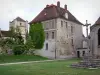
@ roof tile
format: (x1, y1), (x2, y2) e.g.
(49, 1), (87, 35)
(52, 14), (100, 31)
(30, 4), (83, 25)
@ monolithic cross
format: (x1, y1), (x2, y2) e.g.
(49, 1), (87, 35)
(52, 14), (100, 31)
(83, 20), (91, 37)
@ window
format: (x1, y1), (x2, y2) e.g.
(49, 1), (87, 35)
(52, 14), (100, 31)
(52, 20), (54, 29)
(61, 21), (63, 27)
(67, 35), (68, 38)
(52, 32), (54, 39)
(83, 51), (85, 56)
(46, 22), (49, 29)
(98, 28), (100, 45)
(71, 26), (73, 34)
(46, 43), (48, 50)
(46, 33), (49, 39)
(71, 39), (73, 46)
(66, 22), (67, 28)
(20, 23), (22, 26)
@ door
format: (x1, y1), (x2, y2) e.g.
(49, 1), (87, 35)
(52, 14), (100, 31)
(77, 51), (80, 58)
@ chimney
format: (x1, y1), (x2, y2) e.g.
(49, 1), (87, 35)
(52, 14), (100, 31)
(65, 4), (67, 11)
(57, 1), (60, 7)
(46, 5), (49, 7)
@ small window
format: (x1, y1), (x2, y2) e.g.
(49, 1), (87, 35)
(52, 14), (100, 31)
(71, 26), (73, 34)
(52, 32), (54, 39)
(71, 39), (73, 46)
(61, 21), (63, 27)
(20, 23), (22, 26)
(67, 35), (68, 38)
(46, 33), (49, 39)
(98, 28), (100, 45)
(46, 43), (48, 50)
(66, 22), (67, 28)
(52, 21), (54, 29)
(46, 22), (49, 29)
(83, 51), (85, 56)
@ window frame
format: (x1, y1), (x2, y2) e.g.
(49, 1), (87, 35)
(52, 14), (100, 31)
(46, 43), (48, 50)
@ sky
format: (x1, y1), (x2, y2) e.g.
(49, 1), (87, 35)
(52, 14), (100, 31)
(0, 0), (100, 36)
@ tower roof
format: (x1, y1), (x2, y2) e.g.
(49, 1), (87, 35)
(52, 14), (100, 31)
(10, 17), (26, 23)
(29, 2), (83, 25)
(15, 17), (26, 22)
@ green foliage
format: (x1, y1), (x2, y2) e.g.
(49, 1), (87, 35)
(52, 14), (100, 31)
(29, 23), (45, 49)
(13, 45), (26, 55)
(15, 26), (24, 45)
(0, 38), (15, 54)
(10, 26), (24, 45)
(4, 38), (15, 48)
(0, 55), (48, 63)
(10, 26), (15, 38)
(25, 36), (34, 50)
(0, 26), (24, 55)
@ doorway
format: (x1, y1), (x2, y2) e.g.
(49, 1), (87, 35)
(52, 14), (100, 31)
(77, 51), (80, 58)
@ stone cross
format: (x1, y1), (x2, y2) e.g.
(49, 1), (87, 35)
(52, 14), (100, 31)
(83, 20), (91, 37)
(83, 20), (92, 56)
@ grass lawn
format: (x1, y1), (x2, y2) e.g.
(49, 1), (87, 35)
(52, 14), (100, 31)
(0, 59), (100, 75)
(0, 55), (48, 63)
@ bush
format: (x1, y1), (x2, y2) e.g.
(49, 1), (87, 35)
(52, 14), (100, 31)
(13, 45), (26, 55)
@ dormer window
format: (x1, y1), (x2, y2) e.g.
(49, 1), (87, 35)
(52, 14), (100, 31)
(44, 13), (47, 16)
(65, 13), (68, 19)
(20, 23), (22, 26)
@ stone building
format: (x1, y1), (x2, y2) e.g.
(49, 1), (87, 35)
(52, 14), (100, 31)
(0, 30), (12, 39)
(90, 17), (100, 56)
(9, 17), (28, 42)
(30, 2), (84, 59)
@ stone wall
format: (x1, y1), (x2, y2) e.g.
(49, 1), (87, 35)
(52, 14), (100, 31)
(90, 25), (100, 56)
(35, 18), (83, 59)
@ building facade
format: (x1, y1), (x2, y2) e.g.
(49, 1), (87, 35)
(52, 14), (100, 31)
(9, 17), (28, 42)
(90, 17), (100, 56)
(30, 2), (83, 59)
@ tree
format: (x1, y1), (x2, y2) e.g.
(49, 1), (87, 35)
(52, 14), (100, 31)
(29, 23), (45, 49)
(0, 38), (15, 54)
(10, 26), (24, 44)
(25, 35), (34, 50)
(15, 26), (24, 45)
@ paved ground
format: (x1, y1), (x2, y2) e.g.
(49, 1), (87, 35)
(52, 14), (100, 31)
(0, 60), (56, 66)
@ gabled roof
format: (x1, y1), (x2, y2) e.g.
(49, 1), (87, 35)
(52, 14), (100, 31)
(15, 17), (26, 22)
(29, 3), (83, 25)
(94, 17), (100, 25)
(10, 17), (26, 23)
(90, 17), (100, 30)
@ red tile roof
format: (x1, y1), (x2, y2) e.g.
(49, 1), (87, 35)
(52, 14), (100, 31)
(29, 4), (83, 25)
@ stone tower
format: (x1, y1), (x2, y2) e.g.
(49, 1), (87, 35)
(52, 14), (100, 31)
(9, 17), (28, 42)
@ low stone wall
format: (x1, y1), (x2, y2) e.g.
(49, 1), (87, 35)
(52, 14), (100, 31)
(71, 55), (100, 68)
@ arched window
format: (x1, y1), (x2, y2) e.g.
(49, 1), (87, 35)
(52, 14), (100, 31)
(98, 28), (100, 45)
